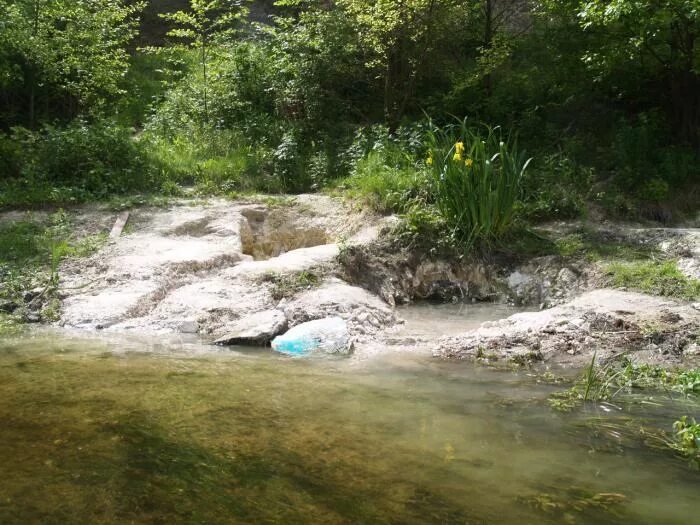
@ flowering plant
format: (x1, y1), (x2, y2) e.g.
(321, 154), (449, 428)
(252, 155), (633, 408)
(425, 118), (531, 250)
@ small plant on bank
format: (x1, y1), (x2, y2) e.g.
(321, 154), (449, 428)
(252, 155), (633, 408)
(258, 270), (321, 301)
(605, 260), (700, 301)
(425, 119), (531, 252)
(0, 211), (109, 325)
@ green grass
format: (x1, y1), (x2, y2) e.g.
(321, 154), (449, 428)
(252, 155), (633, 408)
(549, 358), (700, 411)
(605, 260), (700, 300)
(145, 131), (279, 195)
(554, 228), (657, 261)
(335, 150), (431, 213)
(0, 220), (47, 263)
(257, 270), (321, 301)
(0, 212), (109, 325)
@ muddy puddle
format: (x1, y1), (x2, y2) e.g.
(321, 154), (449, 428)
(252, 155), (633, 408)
(396, 301), (529, 337)
(0, 304), (698, 524)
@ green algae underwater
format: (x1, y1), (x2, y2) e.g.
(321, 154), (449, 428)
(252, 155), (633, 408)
(0, 328), (698, 525)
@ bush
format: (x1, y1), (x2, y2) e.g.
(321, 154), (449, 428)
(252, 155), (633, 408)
(612, 114), (699, 200)
(0, 120), (160, 207)
(426, 120), (532, 251)
(342, 149), (431, 213)
(0, 132), (23, 178)
(518, 153), (594, 221)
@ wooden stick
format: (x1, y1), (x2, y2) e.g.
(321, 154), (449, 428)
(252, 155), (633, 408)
(109, 211), (130, 240)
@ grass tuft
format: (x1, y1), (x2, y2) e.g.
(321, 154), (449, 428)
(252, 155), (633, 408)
(605, 260), (700, 300)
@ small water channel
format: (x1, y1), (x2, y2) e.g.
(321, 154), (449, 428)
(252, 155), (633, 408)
(0, 304), (698, 524)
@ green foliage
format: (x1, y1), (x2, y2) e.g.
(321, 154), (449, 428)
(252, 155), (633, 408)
(0, 210), (103, 267)
(0, 219), (45, 263)
(258, 270), (320, 301)
(605, 260), (700, 301)
(391, 203), (462, 257)
(0, 0), (143, 126)
(0, 120), (161, 207)
(340, 135), (431, 213)
(115, 53), (171, 127)
(549, 357), (700, 411)
(518, 153), (594, 221)
(670, 416), (700, 466)
(426, 120), (531, 251)
(543, 0), (700, 147)
(0, 0), (698, 224)
(611, 115), (699, 199)
(144, 128), (279, 194)
(0, 211), (108, 324)
(335, 0), (472, 127)
(154, 0), (250, 125)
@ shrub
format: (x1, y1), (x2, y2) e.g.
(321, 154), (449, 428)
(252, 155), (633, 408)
(518, 153), (594, 221)
(27, 121), (151, 191)
(426, 119), (532, 251)
(612, 114), (699, 199)
(343, 150), (431, 213)
(0, 120), (159, 207)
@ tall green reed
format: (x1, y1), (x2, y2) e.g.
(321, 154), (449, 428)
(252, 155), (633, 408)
(426, 119), (531, 251)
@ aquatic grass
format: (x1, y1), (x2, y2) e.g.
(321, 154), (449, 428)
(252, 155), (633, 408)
(0, 313), (23, 336)
(669, 416), (700, 468)
(549, 357), (700, 411)
(552, 359), (700, 470)
(1, 337), (699, 522)
(519, 487), (627, 520)
(425, 119), (532, 252)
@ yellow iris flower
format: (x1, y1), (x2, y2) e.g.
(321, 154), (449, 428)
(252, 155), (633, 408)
(426, 152), (433, 166)
(453, 141), (465, 162)
(465, 158), (473, 167)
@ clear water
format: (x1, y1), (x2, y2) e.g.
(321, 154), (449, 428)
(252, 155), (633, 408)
(0, 306), (698, 524)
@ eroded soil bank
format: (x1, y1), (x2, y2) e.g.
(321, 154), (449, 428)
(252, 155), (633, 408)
(2, 195), (699, 367)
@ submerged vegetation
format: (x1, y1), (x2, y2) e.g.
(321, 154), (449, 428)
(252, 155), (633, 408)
(549, 356), (700, 468)
(549, 356), (700, 412)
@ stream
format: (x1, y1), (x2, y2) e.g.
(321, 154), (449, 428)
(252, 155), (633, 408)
(0, 303), (698, 524)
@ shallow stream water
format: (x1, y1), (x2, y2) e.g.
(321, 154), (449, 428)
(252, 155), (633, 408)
(0, 304), (698, 524)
